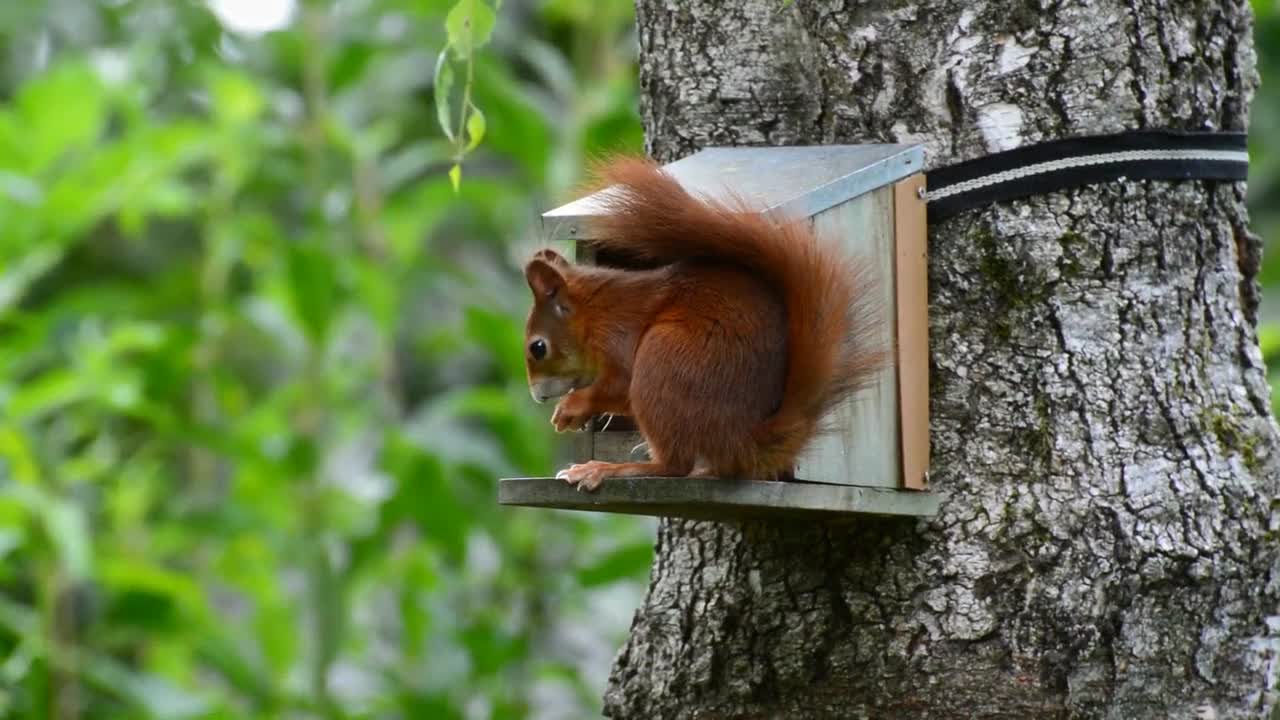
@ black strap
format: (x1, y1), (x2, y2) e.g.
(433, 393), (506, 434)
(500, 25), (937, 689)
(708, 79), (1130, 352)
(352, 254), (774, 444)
(925, 129), (1249, 223)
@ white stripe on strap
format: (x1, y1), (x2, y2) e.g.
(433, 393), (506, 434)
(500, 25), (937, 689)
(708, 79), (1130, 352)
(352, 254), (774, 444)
(925, 149), (1250, 203)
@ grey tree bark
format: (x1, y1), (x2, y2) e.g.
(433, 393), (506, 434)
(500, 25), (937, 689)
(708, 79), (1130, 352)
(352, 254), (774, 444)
(603, 1), (1280, 718)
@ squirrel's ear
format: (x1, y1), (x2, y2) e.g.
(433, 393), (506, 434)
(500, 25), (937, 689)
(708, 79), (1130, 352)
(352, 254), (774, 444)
(532, 248), (569, 269)
(525, 257), (566, 301)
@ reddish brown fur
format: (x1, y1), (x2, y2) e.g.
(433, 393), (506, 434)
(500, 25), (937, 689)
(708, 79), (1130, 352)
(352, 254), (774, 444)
(523, 156), (885, 487)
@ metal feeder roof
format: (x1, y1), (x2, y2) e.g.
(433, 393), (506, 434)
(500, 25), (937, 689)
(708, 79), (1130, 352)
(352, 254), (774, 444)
(542, 144), (924, 238)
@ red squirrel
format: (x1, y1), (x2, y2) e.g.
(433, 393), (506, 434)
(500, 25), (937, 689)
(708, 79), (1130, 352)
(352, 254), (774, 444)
(522, 156), (885, 492)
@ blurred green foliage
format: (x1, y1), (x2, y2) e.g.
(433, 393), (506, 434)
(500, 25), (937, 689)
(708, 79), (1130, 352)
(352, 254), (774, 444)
(0, 0), (649, 718)
(0, 1), (1278, 719)
(1253, 0), (1280, 401)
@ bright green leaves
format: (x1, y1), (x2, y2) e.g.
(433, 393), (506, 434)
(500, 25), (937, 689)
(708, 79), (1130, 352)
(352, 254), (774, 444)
(466, 104), (487, 151)
(0, 60), (215, 273)
(207, 67), (266, 126)
(2, 483), (92, 580)
(1262, 324), (1280, 409)
(0, 247), (63, 315)
(463, 305), (525, 380)
(285, 242), (341, 346)
(0, 1), (655, 718)
(434, 49), (456, 143)
(445, 0), (497, 58)
(12, 61), (108, 174)
(436, 0), (497, 190)
(1255, 4), (1280, 411)
(449, 161), (463, 191)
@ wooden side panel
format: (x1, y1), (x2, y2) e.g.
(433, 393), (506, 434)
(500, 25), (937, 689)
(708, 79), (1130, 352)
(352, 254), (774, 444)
(894, 175), (930, 490)
(793, 187), (900, 488)
(573, 239), (596, 264)
(592, 431), (648, 463)
(572, 431), (594, 464)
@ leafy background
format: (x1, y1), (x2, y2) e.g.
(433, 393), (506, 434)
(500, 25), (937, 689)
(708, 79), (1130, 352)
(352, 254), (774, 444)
(0, 1), (1276, 718)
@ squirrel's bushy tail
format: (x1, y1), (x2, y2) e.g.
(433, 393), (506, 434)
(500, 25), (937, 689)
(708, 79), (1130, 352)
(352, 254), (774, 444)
(582, 156), (887, 477)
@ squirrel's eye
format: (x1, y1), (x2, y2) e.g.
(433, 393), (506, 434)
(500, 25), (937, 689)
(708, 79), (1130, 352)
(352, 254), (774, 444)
(528, 339), (547, 361)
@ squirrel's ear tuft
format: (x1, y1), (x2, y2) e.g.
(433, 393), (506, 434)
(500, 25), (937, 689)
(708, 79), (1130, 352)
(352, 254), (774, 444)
(525, 257), (565, 300)
(532, 248), (569, 269)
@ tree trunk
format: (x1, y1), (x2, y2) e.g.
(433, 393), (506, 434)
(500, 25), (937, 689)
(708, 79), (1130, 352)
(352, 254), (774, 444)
(604, 1), (1280, 718)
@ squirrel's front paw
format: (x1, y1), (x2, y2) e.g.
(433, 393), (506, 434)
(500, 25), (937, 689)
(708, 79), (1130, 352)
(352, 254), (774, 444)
(556, 462), (610, 492)
(551, 398), (591, 432)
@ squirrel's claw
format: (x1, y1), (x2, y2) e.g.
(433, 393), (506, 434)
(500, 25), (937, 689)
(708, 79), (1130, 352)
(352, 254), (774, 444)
(556, 463), (606, 492)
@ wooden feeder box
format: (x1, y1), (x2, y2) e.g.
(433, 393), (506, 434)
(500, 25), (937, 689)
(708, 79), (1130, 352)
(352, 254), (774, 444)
(499, 145), (939, 521)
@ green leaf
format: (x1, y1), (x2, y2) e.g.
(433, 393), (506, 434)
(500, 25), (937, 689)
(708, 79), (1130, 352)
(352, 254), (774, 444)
(102, 321), (168, 355)
(208, 68), (264, 124)
(380, 140), (453, 194)
(434, 49), (456, 142)
(427, 385), (548, 475)
(195, 636), (281, 708)
(0, 425), (44, 481)
(0, 528), (23, 562)
(468, 55), (555, 181)
(465, 105), (486, 151)
(445, 0), (497, 59)
(285, 243), (339, 345)
(7, 368), (84, 421)
(347, 265), (386, 334)
(459, 616), (528, 677)
(449, 163), (462, 192)
(0, 595), (212, 717)
(398, 692), (464, 720)
(381, 435), (469, 564)
(1260, 324), (1280, 365)
(463, 305), (524, 380)
(0, 247), (63, 316)
(253, 592), (298, 676)
(40, 491), (92, 576)
(328, 41), (376, 92)
(577, 542), (654, 587)
(446, 386), (510, 419)
(85, 658), (212, 718)
(15, 61), (107, 172)
(100, 558), (208, 620)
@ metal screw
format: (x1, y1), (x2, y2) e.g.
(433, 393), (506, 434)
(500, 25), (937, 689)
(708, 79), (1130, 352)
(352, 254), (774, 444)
(916, 186), (927, 200)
